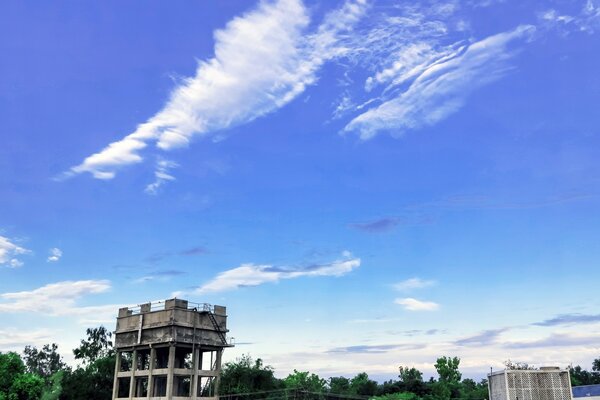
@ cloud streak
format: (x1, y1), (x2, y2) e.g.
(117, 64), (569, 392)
(394, 277), (436, 292)
(344, 24), (536, 140)
(196, 252), (360, 294)
(0, 235), (29, 268)
(533, 313), (600, 327)
(0, 280), (117, 323)
(395, 297), (439, 311)
(68, 0), (368, 181)
(503, 333), (600, 349)
(327, 343), (425, 354)
(145, 159), (178, 195)
(47, 247), (63, 263)
(454, 328), (508, 346)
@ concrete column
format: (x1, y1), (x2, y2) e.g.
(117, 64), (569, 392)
(191, 347), (200, 400)
(147, 348), (155, 399)
(214, 350), (223, 397)
(112, 351), (122, 400)
(129, 350), (138, 399)
(166, 345), (176, 400)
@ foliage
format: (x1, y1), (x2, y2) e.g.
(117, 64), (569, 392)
(570, 363), (600, 386)
(8, 373), (45, 400)
(459, 378), (489, 400)
(23, 344), (67, 379)
(60, 354), (115, 400)
(4, 327), (599, 400)
(283, 370), (327, 393)
(41, 371), (63, 400)
(350, 372), (378, 396)
(397, 367), (428, 396)
(220, 354), (281, 398)
(371, 392), (419, 400)
(0, 352), (26, 396)
(328, 377), (351, 394)
(73, 327), (114, 365)
(434, 357), (462, 383)
(503, 360), (536, 371)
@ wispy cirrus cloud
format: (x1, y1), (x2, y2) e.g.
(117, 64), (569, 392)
(0, 235), (29, 268)
(145, 245), (208, 263)
(344, 24), (536, 140)
(145, 159), (178, 195)
(327, 343), (426, 354)
(134, 269), (187, 284)
(350, 217), (402, 232)
(66, 0), (368, 182)
(503, 333), (600, 349)
(539, 0), (600, 34)
(393, 277), (436, 292)
(395, 297), (439, 311)
(196, 252), (360, 294)
(47, 247), (63, 263)
(454, 328), (509, 346)
(533, 313), (600, 327)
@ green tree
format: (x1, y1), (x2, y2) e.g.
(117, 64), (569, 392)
(23, 344), (67, 379)
(283, 370), (326, 393)
(220, 354), (281, 398)
(398, 366), (427, 396)
(434, 357), (461, 383)
(41, 371), (64, 400)
(8, 373), (44, 400)
(434, 356), (462, 400)
(0, 352), (26, 397)
(570, 362), (600, 386)
(592, 358), (600, 376)
(73, 327), (113, 365)
(460, 378), (489, 400)
(371, 393), (418, 400)
(60, 355), (115, 400)
(349, 372), (377, 396)
(60, 326), (116, 400)
(328, 377), (351, 394)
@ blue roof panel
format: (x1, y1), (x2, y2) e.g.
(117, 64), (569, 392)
(573, 385), (600, 398)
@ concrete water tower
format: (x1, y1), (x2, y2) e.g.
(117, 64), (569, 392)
(112, 298), (233, 400)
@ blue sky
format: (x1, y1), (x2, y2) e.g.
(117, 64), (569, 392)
(1, 0), (600, 381)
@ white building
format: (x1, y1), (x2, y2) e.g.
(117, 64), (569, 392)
(488, 367), (573, 400)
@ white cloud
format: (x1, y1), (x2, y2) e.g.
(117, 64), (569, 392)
(344, 24), (536, 140)
(539, 1), (600, 34)
(395, 297), (439, 311)
(393, 277), (436, 291)
(47, 247), (63, 263)
(145, 159), (179, 195)
(0, 280), (117, 323)
(196, 252), (360, 294)
(0, 329), (55, 350)
(0, 235), (29, 268)
(68, 0), (368, 181)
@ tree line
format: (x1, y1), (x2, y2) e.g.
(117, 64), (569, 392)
(1, 326), (599, 400)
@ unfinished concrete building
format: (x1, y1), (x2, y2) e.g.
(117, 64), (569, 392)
(489, 368), (573, 400)
(112, 299), (233, 400)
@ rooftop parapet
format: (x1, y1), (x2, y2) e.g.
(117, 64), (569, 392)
(114, 298), (232, 350)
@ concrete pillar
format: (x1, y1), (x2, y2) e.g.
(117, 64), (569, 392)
(112, 351), (122, 400)
(191, 347), (200, 400)
(147, 348), (155, 399)
(129, 350), (137, 399)
(214, 350), (223, 397)
(166, 345), (176, 400)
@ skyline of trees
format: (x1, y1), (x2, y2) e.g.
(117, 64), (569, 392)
(1, 326), (599, 400)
